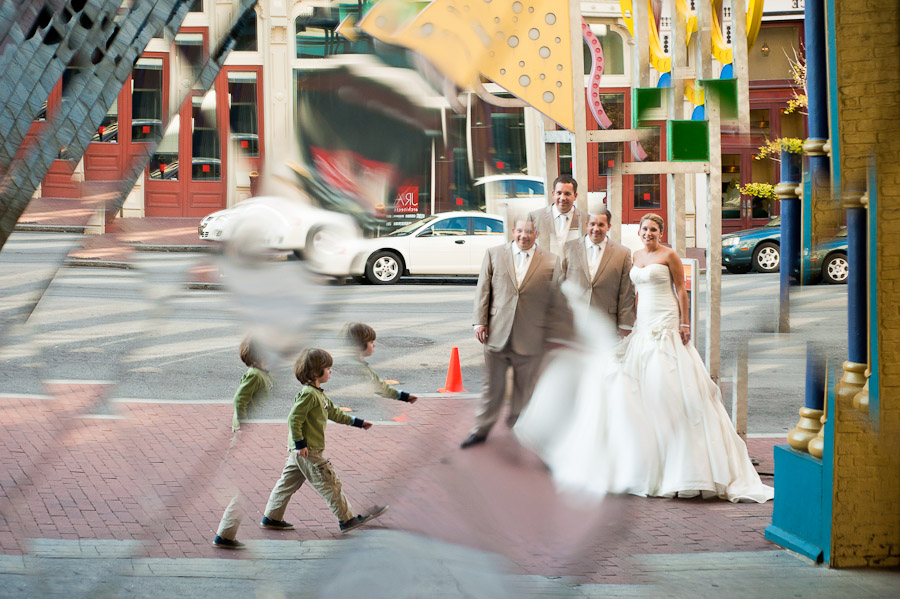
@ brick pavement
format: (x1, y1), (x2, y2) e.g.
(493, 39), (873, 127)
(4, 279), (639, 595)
(0, 382), (779, 585)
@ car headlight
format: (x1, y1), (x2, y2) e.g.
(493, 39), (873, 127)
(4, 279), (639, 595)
(722, 237), (740, 247)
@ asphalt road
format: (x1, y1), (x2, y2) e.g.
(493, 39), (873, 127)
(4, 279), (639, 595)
(0, 231), (848, 433)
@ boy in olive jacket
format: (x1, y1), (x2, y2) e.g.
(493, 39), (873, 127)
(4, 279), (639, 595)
(261, 348), (387, 534)
(213, 337), (273, 549)
(336, 322), (419, 403)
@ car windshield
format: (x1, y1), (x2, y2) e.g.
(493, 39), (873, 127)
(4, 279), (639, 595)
(388, 215), (438, 236)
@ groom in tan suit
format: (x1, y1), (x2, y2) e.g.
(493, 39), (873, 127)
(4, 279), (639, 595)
(561, 210), (635, 336)
(527, 174), (588, 257)
(462, 219), (567, 448)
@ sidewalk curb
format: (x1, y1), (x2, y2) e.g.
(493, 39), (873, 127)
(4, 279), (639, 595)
(64, 258), (135, 270)
(185, 282), (225, 290)
(133, 244), (217, 253)
(15, 224), (86, 234)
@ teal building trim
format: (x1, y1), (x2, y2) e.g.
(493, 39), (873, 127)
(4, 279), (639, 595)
(824, 0), (842, 197)
(867, 161), (879, 425)
(765, 367), (836, 564)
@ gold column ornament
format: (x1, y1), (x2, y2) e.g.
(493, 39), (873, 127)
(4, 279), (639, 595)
(835, 361), (867, 405)
(852, 369), (870, 414)
(788, 407), (824, 452)
(808, 363), (828, 458)
(802, 138), (827, 156)
(807, 413), (826, 458)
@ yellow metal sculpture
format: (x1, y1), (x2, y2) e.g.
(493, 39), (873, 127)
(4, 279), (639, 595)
(359, 0), (578, 131)
(620, 0), (765, 70)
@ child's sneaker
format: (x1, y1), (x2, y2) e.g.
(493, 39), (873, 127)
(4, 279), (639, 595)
(260, 516), (295, 530)
(339, 505), (389, 534)
(212, 535), (246, 549)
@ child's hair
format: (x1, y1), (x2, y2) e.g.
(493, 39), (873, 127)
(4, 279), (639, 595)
(239, 336), (263, 368)
(295, 348), (334, 385)
(343, 322), (376, 351)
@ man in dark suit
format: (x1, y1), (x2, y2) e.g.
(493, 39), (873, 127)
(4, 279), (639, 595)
(561, 210), (636, 336)
(462, 219), (567, 448)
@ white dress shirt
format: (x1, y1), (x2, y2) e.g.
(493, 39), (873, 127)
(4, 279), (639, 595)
(552, 204), (570, 242)
(513, 242), (534, 287)
(585, 235), (608, 279)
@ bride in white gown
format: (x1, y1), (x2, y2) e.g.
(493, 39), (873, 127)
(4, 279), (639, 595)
(515, 213), (773, 503)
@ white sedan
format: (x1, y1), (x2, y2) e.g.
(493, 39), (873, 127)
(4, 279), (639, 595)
(349, 211), (506, 284)
(198, 195), (361, 275)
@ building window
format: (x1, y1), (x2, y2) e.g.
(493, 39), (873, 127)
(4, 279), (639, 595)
(749, 153), (776, 219)
(174, 32), (204, 86)
(188, 0), (203, 12)
(558, 143), (573, 176)
(722, 154), (742, 220)
(150, 116), (179, 180)
(749, 108), (770, 137)
(583, 25), (625, 75)
(234, 9), (258, 52)
(91, 98), (118, 143)
(132, 57), (163, 141)
(192, 92), (221, 180)
(596, 93), (626, 176)
(632, 128), (661, 210)
(489, 106), (526, 173)
(228, 72), (259, 157)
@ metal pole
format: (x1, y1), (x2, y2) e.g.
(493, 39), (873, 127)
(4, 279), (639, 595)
(569, 0), (588, 213)
(776, 151), (801, 333)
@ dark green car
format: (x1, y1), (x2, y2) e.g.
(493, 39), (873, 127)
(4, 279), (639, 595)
(803, 228), (849, 284)
(721, 217), (782, 274)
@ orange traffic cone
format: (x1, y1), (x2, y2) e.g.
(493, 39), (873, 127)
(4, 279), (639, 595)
(438, 347), (467, 393)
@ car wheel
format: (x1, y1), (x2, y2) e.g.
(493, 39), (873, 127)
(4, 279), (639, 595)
(752, 242), (780, 273)
(365, 251), (403, 284)
(303, 226), (342, 267)
(726, 264), (752, 274)
(822, 252), (849, 284)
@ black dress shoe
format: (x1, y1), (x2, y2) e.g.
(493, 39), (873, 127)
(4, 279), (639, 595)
(340, 505), (389, 533)
(212, 535), (246, 549)
(460, 433), (487, 449)
(260, 516), (294, 530)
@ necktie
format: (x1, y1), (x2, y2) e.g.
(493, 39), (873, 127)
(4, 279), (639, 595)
(515, 251), (529, 285)
(557, 214), (568, 240)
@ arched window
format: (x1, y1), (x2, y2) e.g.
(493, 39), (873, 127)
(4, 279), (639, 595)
(583, 24), (625, 76)
(234, 8), (258, 52)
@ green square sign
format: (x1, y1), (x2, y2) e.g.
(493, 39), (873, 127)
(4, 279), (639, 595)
(632, 87), (665, 128)
(700, 78), (739, 120)
(667, 120), (709, 162)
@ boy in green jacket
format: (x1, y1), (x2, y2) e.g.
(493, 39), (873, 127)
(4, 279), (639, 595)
(213, 337), (273, 549)
(261, 348), (387, 533)
(341, 322), (419, 403)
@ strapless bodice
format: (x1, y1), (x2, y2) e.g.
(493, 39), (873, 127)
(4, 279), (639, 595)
(630, 264), (679, 329)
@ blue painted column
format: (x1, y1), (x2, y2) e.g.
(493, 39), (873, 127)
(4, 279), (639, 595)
(802, 0), (830, 411)
(846, 204), (867, 364)
(776, 150), (801, 333)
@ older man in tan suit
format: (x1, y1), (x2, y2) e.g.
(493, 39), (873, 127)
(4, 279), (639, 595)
(527, 174), (588, 257)
(462, 219), (567, 448)
(561, 210), (635, 336)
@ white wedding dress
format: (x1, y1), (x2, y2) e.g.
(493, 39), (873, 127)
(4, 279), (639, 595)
(515, 263), (774, 503)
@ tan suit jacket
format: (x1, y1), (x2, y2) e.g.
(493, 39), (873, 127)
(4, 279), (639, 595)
(473, 243), (567, 356)
(561, 237), (636, 329)
(527, 206), (587, 256)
